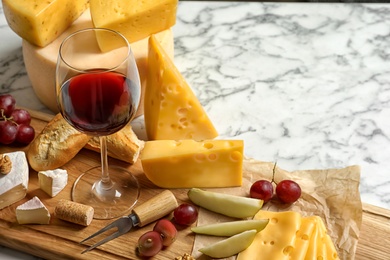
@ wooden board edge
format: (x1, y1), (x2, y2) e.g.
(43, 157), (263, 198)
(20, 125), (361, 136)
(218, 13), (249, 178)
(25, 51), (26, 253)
(0, 219), (128, 260)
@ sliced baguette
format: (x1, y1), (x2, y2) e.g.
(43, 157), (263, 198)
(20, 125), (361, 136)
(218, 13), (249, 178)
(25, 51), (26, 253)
(27, 113), (91, 171)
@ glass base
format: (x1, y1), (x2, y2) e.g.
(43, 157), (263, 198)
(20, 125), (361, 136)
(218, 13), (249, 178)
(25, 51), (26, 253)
(71, 165), (140, 219)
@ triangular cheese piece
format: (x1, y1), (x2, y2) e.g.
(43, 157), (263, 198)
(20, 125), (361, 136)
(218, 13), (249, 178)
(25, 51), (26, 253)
(145, 34), (218, 141)
(16, 196), (51, 224)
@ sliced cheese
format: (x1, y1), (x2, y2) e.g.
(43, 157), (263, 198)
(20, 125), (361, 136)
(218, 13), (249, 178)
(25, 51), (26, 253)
(237, 210), (301, 260)
(145, 35), (218, 141)
(0, 151), (29, 210)
(2, 0), (88, 47)
(38, 169), (68, 197)
(90, 0), (178, 44)
(140, 139), (243, 188)
(16, 196), (51, 224)
(315, 216), (340, 260)
(291, 216), (316, 260)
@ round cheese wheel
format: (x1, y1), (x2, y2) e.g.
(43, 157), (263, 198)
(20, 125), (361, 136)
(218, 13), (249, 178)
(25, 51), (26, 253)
(22, 9), (174, 117)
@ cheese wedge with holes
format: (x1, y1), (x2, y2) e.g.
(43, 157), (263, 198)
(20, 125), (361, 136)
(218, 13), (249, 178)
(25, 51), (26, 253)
(238, 210), (302, 260)
(145, 35), (218, 140)
(90, 0), (178, 44)
(38, 169), (68, 197)
(140, 139), (243, 188)
(0, 151), (29, 210)
(22, 9), (174, 115)
(16, 196), (51, 224)
(3, 0), (88, 47)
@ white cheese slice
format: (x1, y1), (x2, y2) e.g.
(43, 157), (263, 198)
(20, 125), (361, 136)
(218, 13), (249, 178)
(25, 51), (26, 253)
(0, 151), (29, 210)
(16, 196), (51, 224)
(38, 169), (68, 197)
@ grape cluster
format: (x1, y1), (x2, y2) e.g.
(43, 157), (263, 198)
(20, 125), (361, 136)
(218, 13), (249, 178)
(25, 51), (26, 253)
(250, 163), (301, 204)
(0, 94), (35, 145)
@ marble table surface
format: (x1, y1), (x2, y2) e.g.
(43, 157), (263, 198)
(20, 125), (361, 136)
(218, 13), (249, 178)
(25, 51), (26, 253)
(1, 1), (390, 259)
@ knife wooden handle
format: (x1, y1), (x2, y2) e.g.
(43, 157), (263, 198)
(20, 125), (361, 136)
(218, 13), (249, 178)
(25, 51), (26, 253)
(133, 190), (178, 227)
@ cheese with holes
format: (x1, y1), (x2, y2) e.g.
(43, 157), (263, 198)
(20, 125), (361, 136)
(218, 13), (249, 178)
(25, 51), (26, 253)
(2, 0), (89, 47)
(140, 139), (243, 188)
(38, 169), (68, 197)
(90, 0), (178, 44)
(238, 211), (302, 260)
(237, 211), (340, 260)
(290, 216), (316, 259)
(145, 35), (218, 140)
(16, 196), (51, 224)
(22, 9), (174, 115)
(0, 151), (29, 210)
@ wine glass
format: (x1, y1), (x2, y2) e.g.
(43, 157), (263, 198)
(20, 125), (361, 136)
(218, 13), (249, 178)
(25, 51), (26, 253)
(56, 28), (141, 219)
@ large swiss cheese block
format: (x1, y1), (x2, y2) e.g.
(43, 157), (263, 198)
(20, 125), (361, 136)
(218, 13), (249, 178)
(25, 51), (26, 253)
(3, 0), (88, 47)
(140, 139), (243, 188)
(145, 35), (218, 140)
(90, 0), (178, 44)
(0, 151), (29, 210)
(22, 9), (174, 116)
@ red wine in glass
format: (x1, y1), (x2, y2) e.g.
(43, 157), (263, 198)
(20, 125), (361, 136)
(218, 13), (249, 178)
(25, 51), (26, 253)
(59, 70), (139, 135)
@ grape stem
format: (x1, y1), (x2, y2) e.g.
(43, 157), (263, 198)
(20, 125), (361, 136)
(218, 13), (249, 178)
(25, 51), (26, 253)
(271, 161), (278, 185)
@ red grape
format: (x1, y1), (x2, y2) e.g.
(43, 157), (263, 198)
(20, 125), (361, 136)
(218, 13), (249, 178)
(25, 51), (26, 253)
(275, 180), (301, 204)
(249, 180), (274, 203)
(16, 124), (35, 144)
(0, 94), (16, 117)
(173, 203), (198, 226)
(153, 219), (177, 247)
(0, 120), (18, 144)
(137, 231), (163, 257)
(11, 109), (31, 125)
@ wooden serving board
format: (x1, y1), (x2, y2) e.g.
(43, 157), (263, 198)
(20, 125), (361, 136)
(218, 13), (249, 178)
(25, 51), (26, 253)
(0, 111), (389, 260)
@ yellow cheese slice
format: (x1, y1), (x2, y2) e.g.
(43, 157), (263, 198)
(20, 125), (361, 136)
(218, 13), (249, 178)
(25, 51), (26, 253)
(305, 217), (320, 260)
(22, 9), (174, 115)
(3, 0), (88, 47)
(140, 139), (243, 188)
(90, 0), (178, 44)
(145, 35), (218, 141)
(290, 216), (316, 260)
(315, 216), (340, 260)
(237, 210), (301, 260)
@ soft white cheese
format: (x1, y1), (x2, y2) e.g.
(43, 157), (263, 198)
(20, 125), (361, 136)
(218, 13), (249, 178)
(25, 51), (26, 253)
(16, 196), (51, 224)
(38, 169), (68, 197)
(0, 151), (29, 210)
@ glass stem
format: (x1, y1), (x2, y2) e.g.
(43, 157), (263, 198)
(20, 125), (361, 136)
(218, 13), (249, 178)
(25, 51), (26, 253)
(99, 136), (113, 190)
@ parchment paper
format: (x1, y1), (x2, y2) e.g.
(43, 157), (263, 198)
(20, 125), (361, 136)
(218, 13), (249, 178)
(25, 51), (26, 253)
(192, 158), (362, 260)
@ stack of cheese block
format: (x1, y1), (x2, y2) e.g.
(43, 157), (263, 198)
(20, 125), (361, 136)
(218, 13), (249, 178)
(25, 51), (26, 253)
(3, 0), (177, 116)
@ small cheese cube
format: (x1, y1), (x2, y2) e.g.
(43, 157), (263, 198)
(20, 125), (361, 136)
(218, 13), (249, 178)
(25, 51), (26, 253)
(38, 169), (68, 197)
(2, 0), (89, 47)
(0, 151), (29, 210)
(90, 0), (178, 44)
(141, 139), (243, 188)
(145, 35), (218, 141)
(16, 196), (51, 224)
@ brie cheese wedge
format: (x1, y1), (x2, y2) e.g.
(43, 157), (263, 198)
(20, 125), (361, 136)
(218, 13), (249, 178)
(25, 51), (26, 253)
(38, 169), (68, 197)
(0, 151), (29, 210)
(16, 196), (51, 224)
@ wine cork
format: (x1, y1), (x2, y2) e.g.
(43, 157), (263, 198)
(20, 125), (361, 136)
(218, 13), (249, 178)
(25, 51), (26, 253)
(55, 199), (94, 226)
